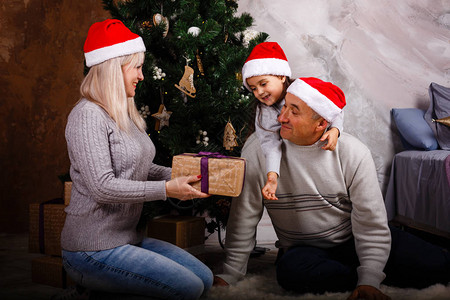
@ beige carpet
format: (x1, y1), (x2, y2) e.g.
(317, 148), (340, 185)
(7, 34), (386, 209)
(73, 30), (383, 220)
(202, 245), (450, 300)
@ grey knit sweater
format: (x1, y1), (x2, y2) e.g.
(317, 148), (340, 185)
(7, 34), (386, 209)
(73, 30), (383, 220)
(61, 99), (172, 252)
(218, 133), (391, 289)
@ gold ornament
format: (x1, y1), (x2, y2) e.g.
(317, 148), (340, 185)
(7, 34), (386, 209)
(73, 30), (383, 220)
(196, 50), (204, 76)
(433, 116), (450, 127)
(175, 65), (196, 98)
(235, 72), (243, 82)
(153, 13), (169, 37)
(141, 20), (152, 29)
(152, 104), (172, 130)
(223, 120), (238, 151)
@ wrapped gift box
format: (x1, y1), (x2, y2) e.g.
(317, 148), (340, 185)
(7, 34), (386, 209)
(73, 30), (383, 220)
(171, 152), (245, 197)
(29, 200), (66, 256)
(148, 215), (205, 249)
(64, 181), (72, 205)
(32, 255), (75, 288)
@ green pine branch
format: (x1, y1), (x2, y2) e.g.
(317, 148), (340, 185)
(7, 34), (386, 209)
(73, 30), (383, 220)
(101, 0), (268, 224)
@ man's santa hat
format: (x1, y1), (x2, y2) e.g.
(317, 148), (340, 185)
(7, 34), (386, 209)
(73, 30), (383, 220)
(287, 77), (346, 123)
(241, 42), (291, 90)
(84, 19), (146, 67)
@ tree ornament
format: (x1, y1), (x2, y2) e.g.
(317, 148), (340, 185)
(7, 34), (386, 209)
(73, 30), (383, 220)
(153, 66), (166, 80)
(223, 120), (238, 150)
(152, 104), (172, 130)
(242, 29), (259, 47)
(153, 13), (169, 37)
(238, 94), (250, 103)
(196, 130), (209, 146)
(141, 20), (152, 30)
(175, 59), (196, 98)
(196, 50), (204, 76)
(236, 72), (243, 82)
(187, 26), (201, 37)
(139, 105), (151, 119)
(433, 116), (450, 127)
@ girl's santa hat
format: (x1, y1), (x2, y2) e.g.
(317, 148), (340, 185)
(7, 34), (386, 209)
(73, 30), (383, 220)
(242, 42), (291, 90)
(84, 19), (146, 67)
(287, 77), (346, 123)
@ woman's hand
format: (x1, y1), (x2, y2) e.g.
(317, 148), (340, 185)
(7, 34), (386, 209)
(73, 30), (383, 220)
(165, 175), (210, 200)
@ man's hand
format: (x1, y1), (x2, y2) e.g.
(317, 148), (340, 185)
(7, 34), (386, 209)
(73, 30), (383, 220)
(213, 276), (229, 286)
(347, 285), (391, 300)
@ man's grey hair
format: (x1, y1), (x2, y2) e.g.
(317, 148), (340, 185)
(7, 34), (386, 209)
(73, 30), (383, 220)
(312, 112), (321, 120)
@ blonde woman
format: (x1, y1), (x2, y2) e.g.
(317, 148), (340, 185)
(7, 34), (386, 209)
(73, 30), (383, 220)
(61, 19), (212, 300)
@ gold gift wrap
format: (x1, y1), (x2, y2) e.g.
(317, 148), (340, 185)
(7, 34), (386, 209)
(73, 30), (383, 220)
(148, 215), (205, 249)
(29, 200), (66, 256)
(64, 181), (72, 205)
(32, 255), (75, 288)
(171, 152), (245, 197)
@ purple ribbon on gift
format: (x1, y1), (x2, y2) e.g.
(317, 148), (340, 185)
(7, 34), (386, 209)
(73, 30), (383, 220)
(196, 152), (228, 193)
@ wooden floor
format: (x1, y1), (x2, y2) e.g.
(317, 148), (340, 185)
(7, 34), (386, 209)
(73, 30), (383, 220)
(0, 233), (62, 300)
(1, 227), (448, 300)
(0, 232), (277, 300)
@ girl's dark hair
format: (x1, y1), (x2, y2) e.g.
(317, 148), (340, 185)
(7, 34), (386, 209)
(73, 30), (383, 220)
(245, 77), (293, 141)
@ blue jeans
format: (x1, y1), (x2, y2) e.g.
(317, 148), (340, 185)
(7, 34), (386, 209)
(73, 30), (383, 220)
(62, 238), (213, 300)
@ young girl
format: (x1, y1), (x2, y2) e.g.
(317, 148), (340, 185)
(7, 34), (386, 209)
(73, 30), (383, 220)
(61, 19), (212, 300)
(242, 42), (343, 200)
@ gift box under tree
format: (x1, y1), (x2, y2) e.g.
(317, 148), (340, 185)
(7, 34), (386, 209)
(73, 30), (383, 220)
(31, 255), (75, 288)
(29, 199), (66, 256)
(147, 215), (206, 249)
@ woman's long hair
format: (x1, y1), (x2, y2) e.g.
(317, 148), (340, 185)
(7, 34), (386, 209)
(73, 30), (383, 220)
(79, 52), (146, 133)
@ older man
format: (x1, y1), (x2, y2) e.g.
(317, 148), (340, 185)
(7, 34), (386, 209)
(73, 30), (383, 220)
(214, 78), (449, 299)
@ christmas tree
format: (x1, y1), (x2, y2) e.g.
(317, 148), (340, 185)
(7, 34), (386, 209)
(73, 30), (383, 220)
(102, 0), (267, 231)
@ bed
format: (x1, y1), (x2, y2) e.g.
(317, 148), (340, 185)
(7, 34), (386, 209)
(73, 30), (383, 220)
(384, 150), (450, 238)
(385, 82), (450, 238)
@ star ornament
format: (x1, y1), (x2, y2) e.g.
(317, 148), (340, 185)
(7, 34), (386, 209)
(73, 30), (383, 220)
(152, 104), (172, 130)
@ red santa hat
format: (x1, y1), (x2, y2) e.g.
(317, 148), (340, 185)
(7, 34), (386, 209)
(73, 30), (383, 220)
(84, 19), (146, 67)
(241, 42), (291, 91)
(287, 77), (346, 123)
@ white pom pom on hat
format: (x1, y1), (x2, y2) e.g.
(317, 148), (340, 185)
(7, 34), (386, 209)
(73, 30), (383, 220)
(287, 77), (346, 123)
(241, 42), (291, 90)
(84, 19), (146, 67)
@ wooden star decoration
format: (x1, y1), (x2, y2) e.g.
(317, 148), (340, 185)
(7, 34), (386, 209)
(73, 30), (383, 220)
(152, 104), (172, 130)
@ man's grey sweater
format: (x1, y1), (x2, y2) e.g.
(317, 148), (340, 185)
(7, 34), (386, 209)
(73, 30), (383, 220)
(218, 133), (391, 289)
